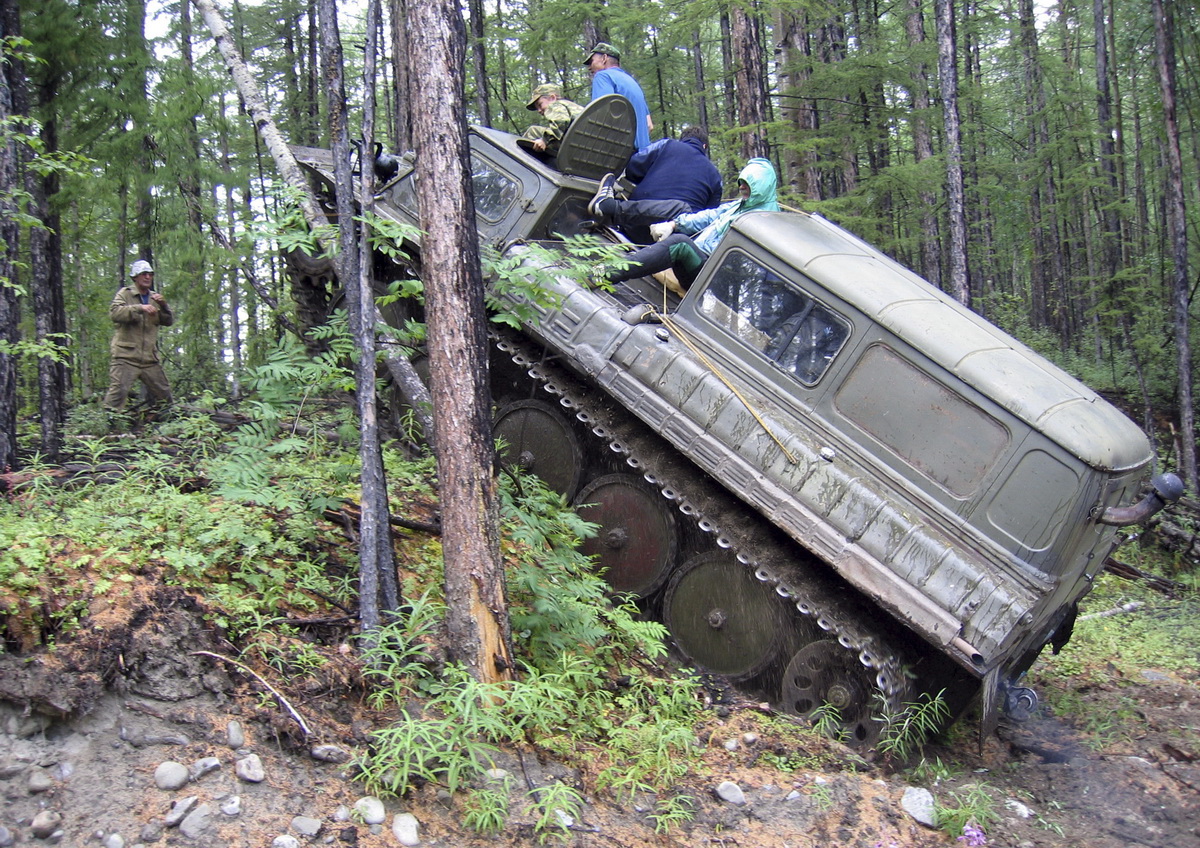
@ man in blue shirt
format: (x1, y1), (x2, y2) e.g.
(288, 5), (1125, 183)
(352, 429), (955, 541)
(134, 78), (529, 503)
(585, 43), (652, 150)
(588, 127), (723, 243)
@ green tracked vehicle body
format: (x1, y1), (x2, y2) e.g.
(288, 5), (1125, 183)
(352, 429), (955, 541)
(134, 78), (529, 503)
(498, 213), (1153, 677)
(291, 94), (1179, 737)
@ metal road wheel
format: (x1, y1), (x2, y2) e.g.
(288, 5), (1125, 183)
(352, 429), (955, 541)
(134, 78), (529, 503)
(493, 400), (583, 499)
(781, 639), (885, 747)
(663, 552), (787, 681)
(573, 474), (677, 598)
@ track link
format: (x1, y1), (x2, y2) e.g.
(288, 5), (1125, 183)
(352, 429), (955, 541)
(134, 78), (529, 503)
(491, 326), (913, 739)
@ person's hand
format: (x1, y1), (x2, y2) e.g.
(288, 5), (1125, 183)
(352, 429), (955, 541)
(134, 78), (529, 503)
(533, 138), (547, 152)
(150, 292), (166, 305)
(650, 220), (675, 242)
(140, 303), (158, 314)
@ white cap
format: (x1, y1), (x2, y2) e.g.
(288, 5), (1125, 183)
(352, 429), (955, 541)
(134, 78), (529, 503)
(130, 259), (154, 277)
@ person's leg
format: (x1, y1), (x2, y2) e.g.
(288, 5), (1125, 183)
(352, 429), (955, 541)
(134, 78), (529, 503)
(606, 240), (672, 282)
(607, 233), (704, 283)
(139, 363), (173, 406)
(665, 236), (708, 287)
(601, 198), (689, 228)
(103, 359), (138, 411)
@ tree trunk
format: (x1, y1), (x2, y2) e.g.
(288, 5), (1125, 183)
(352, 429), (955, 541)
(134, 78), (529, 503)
(719, 10), (735, 129)
(730, 1), (768, 160)
(126, 0), (154, 261)
(691, 31), (709, 135)
(0, 0), (21, 473)
(361, 0), (401, 613)
(404, 0), (513, 683)
(776, 8), (821, 201)
(317, 0), (399, 633)
(1152, 0), (1196, 488)
(906, 0), (941, 289)
(466, 0), (489, 125)
(20, 58), (66, 460)
(934, 0), (969, 305)
(390, 0), (413, 151)
(194, 0), (327, 230)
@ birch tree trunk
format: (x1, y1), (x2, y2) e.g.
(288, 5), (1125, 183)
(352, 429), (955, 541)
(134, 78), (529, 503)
(906, 0), (941, 289)
(934, 0), (969, 305)
(193, 0), (327, 230)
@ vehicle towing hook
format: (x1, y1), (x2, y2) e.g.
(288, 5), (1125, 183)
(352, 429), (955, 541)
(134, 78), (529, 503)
(1094, 473), (1185, 527)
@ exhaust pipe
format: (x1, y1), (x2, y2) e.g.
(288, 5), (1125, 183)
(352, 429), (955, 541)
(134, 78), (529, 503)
(1094, 473), (1185, 527)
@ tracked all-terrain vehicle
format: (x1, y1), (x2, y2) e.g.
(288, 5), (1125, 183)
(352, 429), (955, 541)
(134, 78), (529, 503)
(289, 95), (1183, 746)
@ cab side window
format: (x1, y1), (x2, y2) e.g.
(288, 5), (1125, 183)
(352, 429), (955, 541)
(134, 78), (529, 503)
(471, 157), (520, 221)
(698, 251), (850, 385)
(391, 154), (519, 223)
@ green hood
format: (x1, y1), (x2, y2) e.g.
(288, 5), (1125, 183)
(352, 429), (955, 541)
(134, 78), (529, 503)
(738, 158), (780, 213)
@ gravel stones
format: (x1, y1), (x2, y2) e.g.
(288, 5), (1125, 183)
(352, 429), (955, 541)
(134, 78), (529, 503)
(715, 780), (747, 805)
(354, 796), (387, 825)
(163, 795), (198, 827)
(235, 753), (265, 783)
(291, 814), (322, 837)
(391, 812), (420, 846)
(901, 786), (937, 827)
(311, 744), (351, 764)
(27, 767), (54, 793)
(152, 761), (189, 791)
(30, 810), (63, 838)
(190, 756), (221, 780)
(178, 802), (214, 839)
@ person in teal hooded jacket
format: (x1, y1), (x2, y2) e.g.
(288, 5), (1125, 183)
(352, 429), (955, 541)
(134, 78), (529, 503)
(603, 157), (779, 290)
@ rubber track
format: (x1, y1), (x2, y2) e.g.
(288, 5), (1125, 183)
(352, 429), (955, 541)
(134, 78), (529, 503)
(491, 326), (912, 712)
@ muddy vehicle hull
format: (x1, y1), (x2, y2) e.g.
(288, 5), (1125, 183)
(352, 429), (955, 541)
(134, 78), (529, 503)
(291, 111), (1180, 745)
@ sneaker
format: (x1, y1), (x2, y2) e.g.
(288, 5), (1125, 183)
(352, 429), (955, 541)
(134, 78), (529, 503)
(587, 173), (618, 219)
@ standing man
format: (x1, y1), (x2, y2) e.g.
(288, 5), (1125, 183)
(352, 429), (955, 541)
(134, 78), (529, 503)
(585, 43), (652, 150)
(588, 127), (723, 243)
(103, 259), (174, 415)
(521, 83), (585, 156)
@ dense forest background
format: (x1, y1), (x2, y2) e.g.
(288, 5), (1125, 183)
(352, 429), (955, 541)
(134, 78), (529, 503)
(0, 0), (1197, 488)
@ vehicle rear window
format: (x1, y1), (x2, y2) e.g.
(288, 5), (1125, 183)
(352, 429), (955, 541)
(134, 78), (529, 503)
(698, 251), (850, 385)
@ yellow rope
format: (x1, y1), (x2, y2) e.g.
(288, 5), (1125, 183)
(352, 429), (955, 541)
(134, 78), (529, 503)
(653, 306), (799, 465)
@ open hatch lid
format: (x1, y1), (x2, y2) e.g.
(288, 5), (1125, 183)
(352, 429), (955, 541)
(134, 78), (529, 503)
(552, 94), (636, 179)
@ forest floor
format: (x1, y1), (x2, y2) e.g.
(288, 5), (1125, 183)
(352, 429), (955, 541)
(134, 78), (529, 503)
(2, 411), (1199, 847)
(2, 564), (1198, 848)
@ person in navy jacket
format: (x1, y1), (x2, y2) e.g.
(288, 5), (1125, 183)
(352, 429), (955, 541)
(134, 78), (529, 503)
(588, 127), (723, 244)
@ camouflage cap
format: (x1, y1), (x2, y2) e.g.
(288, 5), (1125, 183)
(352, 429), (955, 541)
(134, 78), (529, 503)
(526, 83), (563, 111)
(130, 259), (154, 277)
(584, 42), (620, 64)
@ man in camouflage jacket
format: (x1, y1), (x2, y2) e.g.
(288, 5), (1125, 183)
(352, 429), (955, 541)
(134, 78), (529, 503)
(521, 83), (584, 156)
(103, 259), (175, 412)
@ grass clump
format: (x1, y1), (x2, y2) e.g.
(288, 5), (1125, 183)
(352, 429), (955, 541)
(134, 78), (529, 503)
(355, 471), (703, 837)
